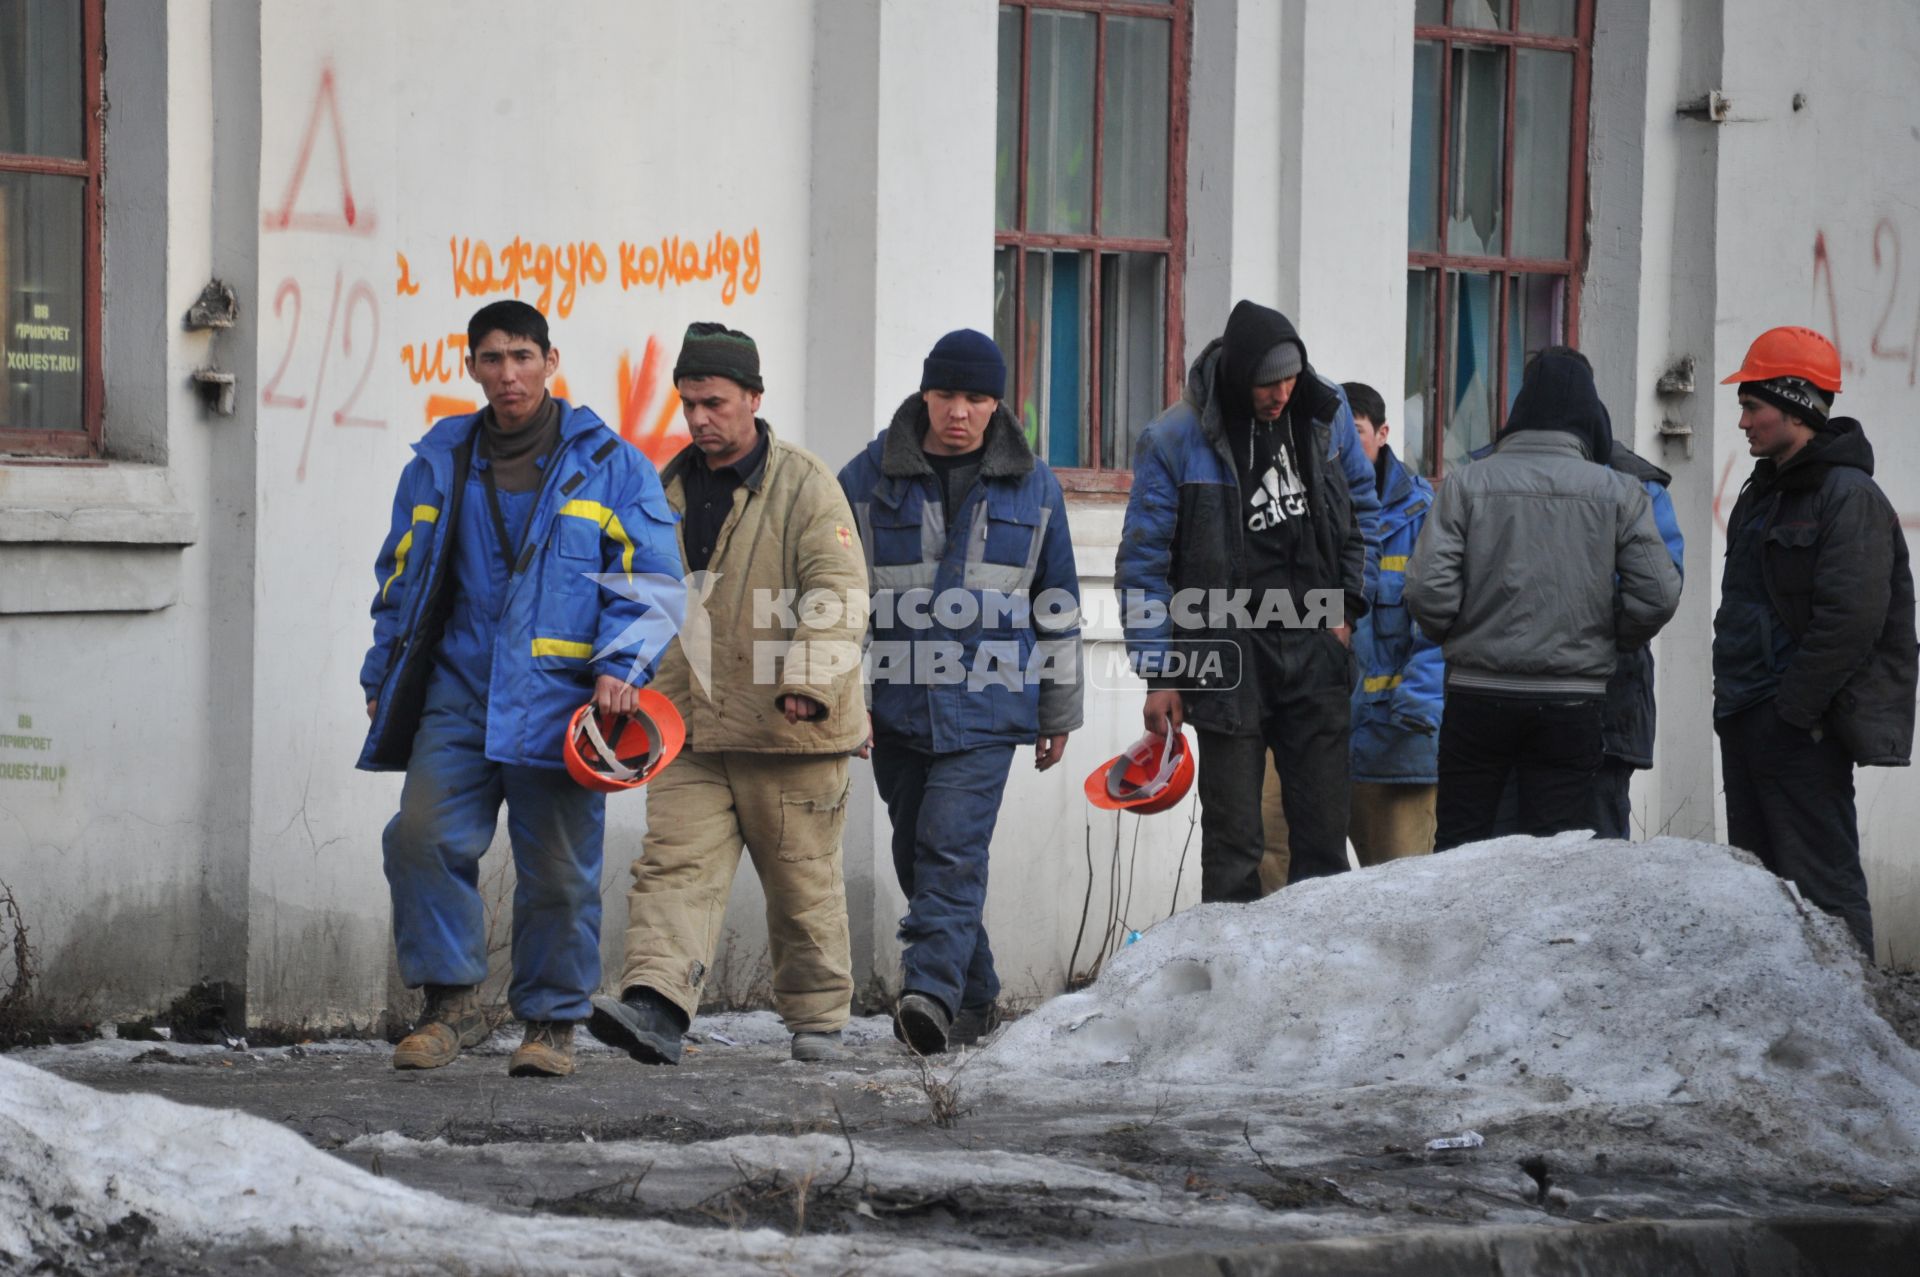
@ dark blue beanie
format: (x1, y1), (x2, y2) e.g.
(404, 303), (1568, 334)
(921, 329), (1007, 398)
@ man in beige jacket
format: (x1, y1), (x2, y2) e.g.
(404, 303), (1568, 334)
(589, 323), (869, 1064)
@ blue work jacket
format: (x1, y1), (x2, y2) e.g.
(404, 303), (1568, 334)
(357, 402), (683, 770)
(839, 396), (1084, 754)
(1350, 447), (1444, 784)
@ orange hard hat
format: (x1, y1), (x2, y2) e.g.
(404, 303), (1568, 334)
(1084, 726), (1195, 815)
(1721, 326), (1842, 393)
(563, 690), (684, 793)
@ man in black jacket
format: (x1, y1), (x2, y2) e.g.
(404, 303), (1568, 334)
(1712, 326), (1917, 955)
(1116, 301), (1370, 900)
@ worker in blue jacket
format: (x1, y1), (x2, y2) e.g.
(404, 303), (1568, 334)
(358, 301), (683, 1079)
(1343, 382), (1444, 860)
(1117, 301), (1377, 903)
(839, 329), (1083, 1056)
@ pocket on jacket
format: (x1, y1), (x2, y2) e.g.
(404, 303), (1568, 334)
(557, 515), (601, 562)
(776, 775), (851, 861)
(1765, 521), (1819, 595)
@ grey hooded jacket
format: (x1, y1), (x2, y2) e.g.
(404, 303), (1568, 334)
(1406, 430), (1682, 697)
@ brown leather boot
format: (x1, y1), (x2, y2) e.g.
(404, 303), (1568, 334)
(508, 1020), (577, 1078)
(392, 985), (493, 1071)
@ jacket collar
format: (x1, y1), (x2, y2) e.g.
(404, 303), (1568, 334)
(880, 393), (1034, 481)
(662, 419), (776, 492)
(1772, 416), (1874, 491)
(1493, 429), (1591, 460)
(417, 398), (601, 456)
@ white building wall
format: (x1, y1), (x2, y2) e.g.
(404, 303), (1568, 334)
(7, 0), (1920, 1029)
(1708, 0), (1920, 966)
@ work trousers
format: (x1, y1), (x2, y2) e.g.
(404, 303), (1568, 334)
(1350, 781), (1437, 864)
(1435, 690), (1604, 851)
(1717, 699), (1873, 954)
(620, 750), (853, 1033)
(872, 740), (1016, 1017)
(382, 678), (605, 1022)
(1489, 756), (1636, 841)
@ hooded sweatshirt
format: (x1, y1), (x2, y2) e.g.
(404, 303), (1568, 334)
(1215, 300), (1337, 600)
(1502, 351), (1613, 465)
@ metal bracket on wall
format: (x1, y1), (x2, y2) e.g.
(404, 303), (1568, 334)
(192, 368), (237, 417)
(1656, 356), (1696, 459)
(1676, 90), (1732, 123)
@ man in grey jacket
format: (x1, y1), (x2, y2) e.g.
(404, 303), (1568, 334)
(1406, 350), (1682, 850)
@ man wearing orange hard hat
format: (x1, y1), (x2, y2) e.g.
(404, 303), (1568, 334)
(1712, 326), (1917, 957)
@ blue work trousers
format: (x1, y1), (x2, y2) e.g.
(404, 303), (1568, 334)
(871, 740), (1016, 1017)
(382, 677), (605, 1021)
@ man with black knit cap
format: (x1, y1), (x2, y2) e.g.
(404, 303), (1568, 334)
(1407, 349), (1681, 850)
(591, 322), (871, 1065)
(1115, 300), (1369, 902)
(840, 328), (1083, 1055)
(1713, 325), (1916, 956)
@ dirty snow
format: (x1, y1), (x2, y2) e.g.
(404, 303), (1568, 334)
(0, 1050), (1045, 1275)
(5, 835), (1919, 1272)
(972, 835), (1920, 1183)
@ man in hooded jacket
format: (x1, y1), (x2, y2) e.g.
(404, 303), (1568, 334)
(1406, 350), (1681, 850)
(1116, 300), (1372, 901)
(1712, 326), (1916, 956)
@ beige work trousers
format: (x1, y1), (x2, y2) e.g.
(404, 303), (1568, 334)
(1348, 781), (1436, 864)
(619, 750), (853, 1034)
(1257, 769), (1435, 894)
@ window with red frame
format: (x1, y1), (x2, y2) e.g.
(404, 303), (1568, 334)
(1406, 0), (1592, 476)
(0, 0), (103, 459)
(995, 0), (1188, 493)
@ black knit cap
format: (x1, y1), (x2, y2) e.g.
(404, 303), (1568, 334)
(921, 329), (1007, 398)
(1740, 376), (1834, 429)
(673, 322), (763, 392)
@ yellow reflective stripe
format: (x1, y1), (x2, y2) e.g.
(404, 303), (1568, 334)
(531, 638), (595, 659)
(1362, 673), (1405, 693)
(558, 499), (637, 576)
(1380, 555), (1409, 572)
(380, 505), (442, 602)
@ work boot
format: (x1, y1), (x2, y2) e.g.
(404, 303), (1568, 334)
(508, 1020), (577, 1078)
(949, 1002), (1002, 1048)
(893, 992), (950, 1056)
(791, 1030), (852, 1063)
(587, 986), (687, 1065)
(391, 984), (493, 1071)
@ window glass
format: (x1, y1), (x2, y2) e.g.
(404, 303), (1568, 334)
(1415, 0), (1445, 24)
(1451, 0), (1508, 31)
(1021, 249), (1091, 468)
(1446, 270), (1496, 469)
(1100, 251), (1166, 469)
(1505, 273), (1567, 410)
(1446, 45), (1505, 256)
(996, 8), (1022, 232)
(0, 171), (85, 433)
(1025, 10), (1096, 236)
(1100, 16), (1169, 238)
(1512, 49), (1572, 258)
(1409, 41), (1442, 253)
(1403, 269), (1436, 475)
(0, 0), (84, 159)
(1518, 0), (1576, 36)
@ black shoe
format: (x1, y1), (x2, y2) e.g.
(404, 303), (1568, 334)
(949, 1002), (1001, 1048)
(587, 987), (687, 1065)
(893, 992), (951, 1056)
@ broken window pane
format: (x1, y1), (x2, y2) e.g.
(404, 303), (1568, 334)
(1446, 45), (1506, 257)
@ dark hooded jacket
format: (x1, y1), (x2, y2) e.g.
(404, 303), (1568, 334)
(1406, 352), (1682, 696)
(1115, 302), (1370, 736)
(1713, 418), (1916, 765)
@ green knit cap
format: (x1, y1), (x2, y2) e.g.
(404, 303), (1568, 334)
(672, 322), (763, 392)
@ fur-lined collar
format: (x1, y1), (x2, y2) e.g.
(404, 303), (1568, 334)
(880, 393), (1035, 480)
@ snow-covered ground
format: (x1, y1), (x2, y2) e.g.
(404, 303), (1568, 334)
(3, 835), (1917, 1273)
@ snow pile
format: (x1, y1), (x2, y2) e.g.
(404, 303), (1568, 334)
(0, 1054), (1040, 1275)
(976, 835), (1920, 1181)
